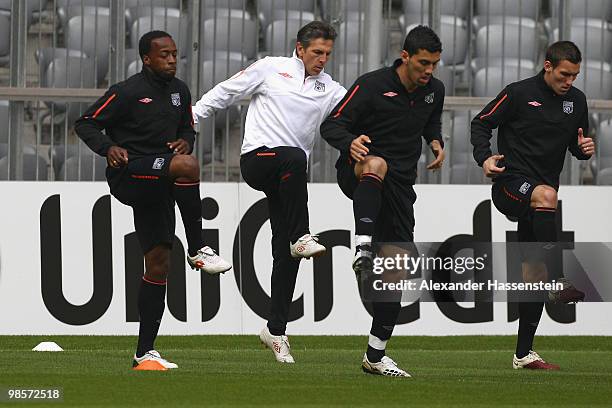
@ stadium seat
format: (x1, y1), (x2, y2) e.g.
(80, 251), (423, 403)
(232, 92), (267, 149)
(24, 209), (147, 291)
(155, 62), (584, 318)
(58, 155), (106, 181)
(65, 13), (111, 84)
(0, 148), (49, 181)
(200, 16), (257, 60)
(43, 56), (96, 129)
(264, 18), (313, 57)
(56, 0), (109, 28)
(0, 100), (8, 144)
(258, 0), (314, 29)
(124, 0), (181, 26)
(196, 113), (215, 166)
(0, 0), (47, 25)
(50, 143), (105, 180)
(435, 64), (457, 95)
(473, 66), (534, 97)
(402, 0), (470, 20)
(202, 6), (252, 20)
(130, 14), (189, 59)
(334, 20), (367, 57)
(550, 20), (612, 65)
(549, 0), (612, 21)
(0, 14), (9, 66)
(473, 0), (539, 31)
(475, 23), (538, 64)
(61, 5), (110, 26)
(471, 57), (536, 73)
(36, 48), (87, 88)
(320, 0), (367, 21)
(125, 6), (181, 32)
(449, 114), (473, 166)
(571, 62), (612, 100)
(200, 59), (244, 130)
(402, 16), (468, 65)
(336, 54), (363, 88)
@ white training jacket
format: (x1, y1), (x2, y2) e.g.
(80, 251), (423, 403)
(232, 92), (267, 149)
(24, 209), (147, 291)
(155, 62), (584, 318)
(192, 53), (347, 159)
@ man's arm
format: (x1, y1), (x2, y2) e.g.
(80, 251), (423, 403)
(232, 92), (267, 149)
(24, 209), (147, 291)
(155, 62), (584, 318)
(422, 83), (445, 148)
(74, 85), (126, 157)
(192, 58), (269, 124)
(320, 79), (370, 153)
(170, 87), (196, 154)
(568, 100), (592, 160)
(470, 86), (515, 166)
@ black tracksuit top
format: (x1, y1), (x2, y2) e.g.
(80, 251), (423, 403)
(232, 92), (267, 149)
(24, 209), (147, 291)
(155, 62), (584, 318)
(471, 70), (590, 188)
(75, 68), (195, 158)
(320, 59), (445, 185)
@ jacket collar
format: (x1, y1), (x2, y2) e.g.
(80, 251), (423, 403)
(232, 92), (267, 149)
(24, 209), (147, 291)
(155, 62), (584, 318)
(392, 58), (433, 94)
(292, 49), (325, 78)
(142, 66), (172, 89)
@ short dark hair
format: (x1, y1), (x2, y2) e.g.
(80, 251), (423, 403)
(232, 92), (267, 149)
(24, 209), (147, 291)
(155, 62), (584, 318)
(296, 21), (337, 49)
(403, 25), (442, 55)
(545, 41), (582, 68)
(139, 30), (173, 60)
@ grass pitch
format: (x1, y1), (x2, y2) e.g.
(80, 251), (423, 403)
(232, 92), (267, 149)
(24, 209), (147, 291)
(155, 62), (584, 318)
(0, 335), (610, 407)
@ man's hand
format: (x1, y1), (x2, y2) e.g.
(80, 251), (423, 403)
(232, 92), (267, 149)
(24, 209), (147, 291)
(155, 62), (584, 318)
(350, 135), (371, 162)
(167, 139), (190, 155)
(483, 154), (506, 177)
(107, 146), (128, 168)
(427, 140), (445, 170)
(578, 127), (595, 156)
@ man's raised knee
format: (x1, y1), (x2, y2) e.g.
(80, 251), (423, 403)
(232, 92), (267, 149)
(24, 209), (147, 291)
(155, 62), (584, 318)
(531, 185), (558, 209)
(362, 156), (388, 179)
(171, 154), (200, 181)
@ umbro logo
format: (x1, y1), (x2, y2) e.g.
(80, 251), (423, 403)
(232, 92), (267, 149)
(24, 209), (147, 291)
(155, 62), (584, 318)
(359, 217), (373, 223)
(278, 72), (293, 78)
(139, 97), (153, 104)
(528, 101), (542, 107)
(383, 92), (398, 97)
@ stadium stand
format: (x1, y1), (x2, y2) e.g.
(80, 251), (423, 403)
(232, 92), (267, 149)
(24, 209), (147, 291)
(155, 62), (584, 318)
(0, 0), (610, 182)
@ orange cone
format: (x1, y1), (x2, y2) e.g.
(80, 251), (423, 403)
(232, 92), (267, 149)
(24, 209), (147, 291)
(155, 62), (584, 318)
(133, 360), (168, 371)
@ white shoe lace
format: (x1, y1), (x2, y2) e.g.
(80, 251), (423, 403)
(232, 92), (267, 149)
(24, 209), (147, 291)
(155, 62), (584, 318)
(529, 350), (544, 362)
(301, 234), (320, 245)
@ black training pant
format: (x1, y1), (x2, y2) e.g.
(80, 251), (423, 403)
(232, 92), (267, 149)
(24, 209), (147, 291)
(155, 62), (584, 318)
(240, 146), (310, 335)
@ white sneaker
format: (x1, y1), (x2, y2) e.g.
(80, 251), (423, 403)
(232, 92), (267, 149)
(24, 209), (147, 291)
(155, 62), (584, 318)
(187, 246), (232, 274)
(512, 350), (559, 370)
(362, 354), (411, 377)
(259, 326), (295, 363)
(290, 234), (326, 259)
(132, 350), (178, 370)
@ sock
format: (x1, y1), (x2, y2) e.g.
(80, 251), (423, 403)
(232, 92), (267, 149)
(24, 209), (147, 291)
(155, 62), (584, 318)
(532, 207), (562, 281)
(136, 277), (167, 358)
(366, 334), (387, 363)
(353, 173), (383, 236)
(515, 302), (544, 358)
(532, 208), (557, 242)
(174, 181), (203, 257)
(355, 235), (372, 248)
(368, 302), (401, 362)
(267, 323), (284, 337)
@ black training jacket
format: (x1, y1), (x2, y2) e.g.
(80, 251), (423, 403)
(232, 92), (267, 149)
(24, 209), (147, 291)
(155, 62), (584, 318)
(75, 68), (195, 158)
(471, 70), (590, 188)
(320, 59), (445, 185)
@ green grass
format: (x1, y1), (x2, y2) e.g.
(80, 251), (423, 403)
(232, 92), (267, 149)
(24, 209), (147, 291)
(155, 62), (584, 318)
(0, 336), (611, 407)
